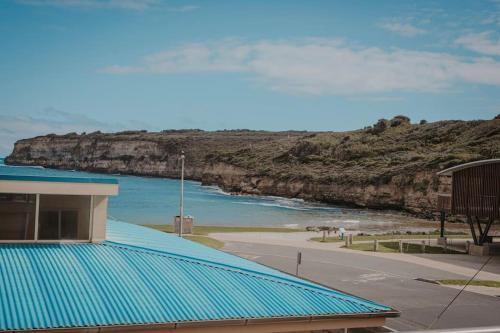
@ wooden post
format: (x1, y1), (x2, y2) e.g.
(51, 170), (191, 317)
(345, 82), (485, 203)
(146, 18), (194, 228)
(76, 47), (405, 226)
(480, 217), (494, 244)
(467, 215), (478, 245)
(475, 216), (483, 244)
(345, 237), (349, 248)
(399, 240), (403, 253)
(348, 234), (353, 246)
(440, 211), (445, 238)
(374, 239), (378, 252)
(296, 251), (301, 276)
(421, 240), (426, 253)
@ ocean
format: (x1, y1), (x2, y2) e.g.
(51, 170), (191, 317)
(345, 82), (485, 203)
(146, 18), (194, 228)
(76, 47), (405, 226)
(0, 157), (430, 231)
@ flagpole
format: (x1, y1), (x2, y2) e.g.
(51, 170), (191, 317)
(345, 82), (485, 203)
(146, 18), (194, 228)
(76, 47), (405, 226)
(179, 151), (185, 237)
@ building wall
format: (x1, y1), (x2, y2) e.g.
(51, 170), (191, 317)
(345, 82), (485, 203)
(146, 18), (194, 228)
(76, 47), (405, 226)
(0, 180), (117, 242)
(0, 180), (118, 196)
(92, 195), (108, 242)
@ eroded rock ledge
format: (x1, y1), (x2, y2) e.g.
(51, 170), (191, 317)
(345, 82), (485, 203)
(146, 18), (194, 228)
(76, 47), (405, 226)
(6, 117), (500, 217)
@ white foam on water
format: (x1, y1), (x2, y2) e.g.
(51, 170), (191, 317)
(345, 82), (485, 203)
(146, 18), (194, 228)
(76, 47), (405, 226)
(203, 185), (233, 196)
(232, 201), (312, 211)
(322, 219), (360, 224)
(342, 219), (361, 224)
(0, 163), (44, 169)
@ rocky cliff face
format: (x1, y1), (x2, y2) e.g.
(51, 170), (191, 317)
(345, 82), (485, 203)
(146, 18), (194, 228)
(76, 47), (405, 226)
(6, 117), (500, 217)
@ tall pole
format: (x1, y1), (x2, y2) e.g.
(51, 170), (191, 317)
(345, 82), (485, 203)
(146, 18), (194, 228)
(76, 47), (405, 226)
(179, 151), (185, 237)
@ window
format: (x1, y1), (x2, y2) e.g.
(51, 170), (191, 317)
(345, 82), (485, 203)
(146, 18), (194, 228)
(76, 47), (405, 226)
(0, 193), (36, 240)
(39, 210), (79, 240)
(38, 195), (91, 241)
(0, 193), (92, 242)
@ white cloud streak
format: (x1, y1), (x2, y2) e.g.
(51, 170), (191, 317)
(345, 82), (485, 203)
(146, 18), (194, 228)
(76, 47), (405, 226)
(167, 5), (198, 12)
(0, 109), (154, 155)
(16, 0), (159, 10)
(378, 22), (427, 37)
(101, 39), (500, 95)
(455, 31), (500, 56)
(15, 0), (199, 11)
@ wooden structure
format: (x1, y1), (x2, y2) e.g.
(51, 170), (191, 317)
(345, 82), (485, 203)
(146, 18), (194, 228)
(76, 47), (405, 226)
(437, 159), (500, 247)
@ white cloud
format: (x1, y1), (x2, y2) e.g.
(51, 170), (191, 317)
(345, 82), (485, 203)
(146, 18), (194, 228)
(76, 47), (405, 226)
(15, 0), (199, 11)
(0, 108), (154, 155)
(455, 31), (500, 56)
(481, 0), (500, 26)
(348, 96), (404, 103)
(167, 5), (198, 12)
(15, 0), (159, 10)
(378, 22), (427, 37)
(101, 38), (500, 95)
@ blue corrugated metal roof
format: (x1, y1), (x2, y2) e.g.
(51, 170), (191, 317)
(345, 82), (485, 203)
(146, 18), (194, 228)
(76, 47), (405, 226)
(0, 221), (393, 331)
(0, 174), (118, 184)
(106, 220), (322, 286)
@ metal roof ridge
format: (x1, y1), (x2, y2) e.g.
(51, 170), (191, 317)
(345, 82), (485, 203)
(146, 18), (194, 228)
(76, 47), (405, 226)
(102, 240), (390, 311)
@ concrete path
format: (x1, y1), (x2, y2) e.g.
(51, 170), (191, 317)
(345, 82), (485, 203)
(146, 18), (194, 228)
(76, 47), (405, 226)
(210, 232), (500, 281)
(440, 284), (500, 297)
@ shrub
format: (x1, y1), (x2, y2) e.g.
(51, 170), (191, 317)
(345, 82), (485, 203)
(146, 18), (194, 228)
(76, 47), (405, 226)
(390, 115), (411, 127)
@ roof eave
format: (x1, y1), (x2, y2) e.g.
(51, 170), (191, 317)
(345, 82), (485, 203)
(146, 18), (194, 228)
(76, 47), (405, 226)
(6, 311), (400, 332)
(437, 159), (500, 176)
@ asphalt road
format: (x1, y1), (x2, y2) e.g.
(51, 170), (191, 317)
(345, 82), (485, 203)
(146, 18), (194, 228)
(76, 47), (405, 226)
(222, 241), (500, 332)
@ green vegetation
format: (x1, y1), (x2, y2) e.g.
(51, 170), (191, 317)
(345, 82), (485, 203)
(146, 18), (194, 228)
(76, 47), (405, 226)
(10, 117), (500, 213)
(183, 235), (225, 249)
(144, 224), (301, 236)
(345, 241), (463, 254)
(438, 280), (500, 288)
(145, 224), (302, 249)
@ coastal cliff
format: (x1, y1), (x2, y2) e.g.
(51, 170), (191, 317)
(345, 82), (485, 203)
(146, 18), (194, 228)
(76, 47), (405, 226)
(6, 116), (500, 216)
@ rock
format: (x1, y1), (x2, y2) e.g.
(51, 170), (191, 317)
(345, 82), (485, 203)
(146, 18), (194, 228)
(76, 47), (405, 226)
(5, 119), (500, 215)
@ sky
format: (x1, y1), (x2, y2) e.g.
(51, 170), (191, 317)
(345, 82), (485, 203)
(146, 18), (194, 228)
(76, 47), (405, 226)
(1, 0), (500, 155)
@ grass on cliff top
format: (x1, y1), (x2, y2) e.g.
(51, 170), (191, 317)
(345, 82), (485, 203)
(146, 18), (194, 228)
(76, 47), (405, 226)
(437, 280), (500, 288)
(144, 224), (302, 236)
(311, 233), (470, 243)
(345, 241), (463, 254)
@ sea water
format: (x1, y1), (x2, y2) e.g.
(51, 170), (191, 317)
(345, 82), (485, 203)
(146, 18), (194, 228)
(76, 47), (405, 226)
(0, 157), (431, 231)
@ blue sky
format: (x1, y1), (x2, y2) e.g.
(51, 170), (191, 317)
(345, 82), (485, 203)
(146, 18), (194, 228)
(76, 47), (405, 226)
(1, 0), (500, 154)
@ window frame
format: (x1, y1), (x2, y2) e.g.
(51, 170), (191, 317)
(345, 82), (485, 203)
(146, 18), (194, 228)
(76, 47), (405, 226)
(0, 193), (36, 241)
(0, 194), (95, 243)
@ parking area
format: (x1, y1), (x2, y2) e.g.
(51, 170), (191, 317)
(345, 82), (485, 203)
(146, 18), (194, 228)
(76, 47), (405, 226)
(222, 241), (500, 331)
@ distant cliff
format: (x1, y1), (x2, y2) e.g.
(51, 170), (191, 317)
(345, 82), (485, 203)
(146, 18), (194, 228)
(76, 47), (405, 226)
(6, 116), (500, 217)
